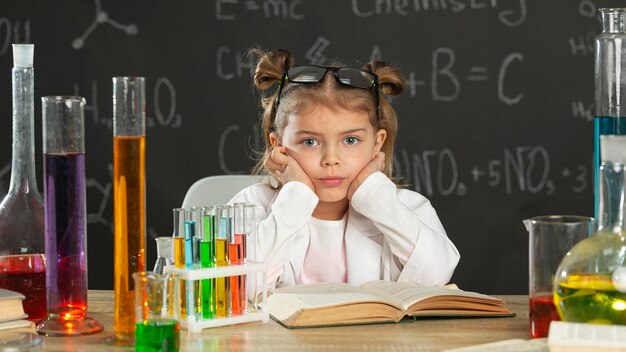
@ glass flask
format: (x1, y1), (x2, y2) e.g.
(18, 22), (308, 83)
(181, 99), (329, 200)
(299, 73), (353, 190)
(36, 96), (102, 336)
(112, 77), (146, 344)
(153, 236), (174, 275)
(594, 8), (626, 217)
(554, 135), (626, 325)
(0, 44), (46, 321)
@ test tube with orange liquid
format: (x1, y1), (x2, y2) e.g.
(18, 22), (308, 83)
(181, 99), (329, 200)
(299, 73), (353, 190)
(112, 77), (146, 344)
(172, 208), (186, 319)
(216, 206), (231, 317)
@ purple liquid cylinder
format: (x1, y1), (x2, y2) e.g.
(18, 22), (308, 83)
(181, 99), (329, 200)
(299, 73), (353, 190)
(44, 153), (88, 319)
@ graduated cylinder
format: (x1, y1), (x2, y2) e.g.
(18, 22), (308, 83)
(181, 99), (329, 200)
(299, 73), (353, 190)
(113, 77), (146, 342)
(37, 96), (102, 336)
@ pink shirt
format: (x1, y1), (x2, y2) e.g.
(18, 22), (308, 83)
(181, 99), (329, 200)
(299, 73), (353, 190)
(298, 215), (348, 284)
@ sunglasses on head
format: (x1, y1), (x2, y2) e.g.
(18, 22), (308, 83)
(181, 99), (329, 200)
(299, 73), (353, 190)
(275, 65), (380, 120)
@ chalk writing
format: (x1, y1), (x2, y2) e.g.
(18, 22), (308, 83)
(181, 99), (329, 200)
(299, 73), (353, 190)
(397, 148), (466, 197)
(73, 77), (182, 129)
(216, 47), (256, 80)
(571, 101), (594, 121)
(72, 0), (138, 50)
(406, 48), (523, 104)
(0, 17), (30, 56)
(216, 0), (304, 20)
(218, 124), (262, 174)
(568, 2), (599, 57)
(152, 77), (182, 129)
(569, 32), (595, 57)
(395, 146), (590, 197)
(351, 0), (526, 27)
(86, 175), (112, 231)
(578, 0), (596, 18)
(305, 37), (330, 65)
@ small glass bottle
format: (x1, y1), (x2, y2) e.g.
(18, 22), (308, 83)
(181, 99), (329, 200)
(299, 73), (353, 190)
(594, 8), (626, 217)
(0, 44), (46, 321)
(153, 236), (174, 275)
(554, 135), (626, 324)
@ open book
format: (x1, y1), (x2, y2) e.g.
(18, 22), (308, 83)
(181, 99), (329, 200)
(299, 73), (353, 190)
(267, 281), (514, 328)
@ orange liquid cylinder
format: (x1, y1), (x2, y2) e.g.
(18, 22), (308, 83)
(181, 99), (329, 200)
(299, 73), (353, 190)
(113, 135), (146, 342)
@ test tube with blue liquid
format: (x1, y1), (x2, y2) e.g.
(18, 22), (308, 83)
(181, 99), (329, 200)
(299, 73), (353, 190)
(183, 208), (196, 319)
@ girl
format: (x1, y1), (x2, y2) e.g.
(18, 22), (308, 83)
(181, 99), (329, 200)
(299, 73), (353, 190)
(229, 48), (459, 294)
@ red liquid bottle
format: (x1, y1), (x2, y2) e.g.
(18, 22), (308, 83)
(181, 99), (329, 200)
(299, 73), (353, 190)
(0, 45), (46, 321)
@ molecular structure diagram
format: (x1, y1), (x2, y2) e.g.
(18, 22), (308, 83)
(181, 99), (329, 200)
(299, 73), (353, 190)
(72, 0), (138, 50)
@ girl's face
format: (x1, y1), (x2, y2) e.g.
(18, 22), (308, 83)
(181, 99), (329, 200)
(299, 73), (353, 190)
(273, 105), (386, 203)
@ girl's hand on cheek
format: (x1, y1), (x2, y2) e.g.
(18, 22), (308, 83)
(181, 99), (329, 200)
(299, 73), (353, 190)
(265, 146), (315, 191)
(347, 151), (385, 200)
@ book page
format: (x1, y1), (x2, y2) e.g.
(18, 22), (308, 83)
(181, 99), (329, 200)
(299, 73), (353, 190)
(360, 280), (503, 311)
(267, 282), (404, 325)
(268, 282), (402, 309)
(548, 321), (626, 351)
(443, 339), (548, 352)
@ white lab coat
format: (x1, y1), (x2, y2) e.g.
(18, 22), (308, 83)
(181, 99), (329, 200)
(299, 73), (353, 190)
(228, 172), (460, 296)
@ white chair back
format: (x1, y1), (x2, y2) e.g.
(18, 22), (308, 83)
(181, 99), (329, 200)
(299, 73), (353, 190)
(181, 175), (263, 208)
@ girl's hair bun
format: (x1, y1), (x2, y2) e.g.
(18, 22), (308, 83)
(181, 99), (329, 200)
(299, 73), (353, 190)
(252, 48), (294, 91)
(363, 61), (405, 97)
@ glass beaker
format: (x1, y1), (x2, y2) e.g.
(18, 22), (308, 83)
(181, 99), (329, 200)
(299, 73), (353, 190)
(524, 215), (594, 338)
(554, 136), (626, 325)
(113, 77), (146, 344)
(153, 237), (174, 275)
(133, 271), (180, 352)
(594, 8), (626, 217)
(0, 44), (46, 321)
(36, 96), (103, 336)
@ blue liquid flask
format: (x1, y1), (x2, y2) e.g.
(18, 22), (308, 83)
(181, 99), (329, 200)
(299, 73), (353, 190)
(594, 8), (626, 217)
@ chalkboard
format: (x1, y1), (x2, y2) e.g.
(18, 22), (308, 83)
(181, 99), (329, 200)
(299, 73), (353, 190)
(0, 0), (623, 294)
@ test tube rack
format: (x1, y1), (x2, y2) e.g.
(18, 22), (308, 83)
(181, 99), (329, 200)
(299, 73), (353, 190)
(163, 261), (269, 332)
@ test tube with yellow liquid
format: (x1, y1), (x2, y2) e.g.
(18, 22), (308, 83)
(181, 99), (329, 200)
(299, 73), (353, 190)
(216, 206), (231, 317)
(172, 208), (186, 318)
(112, 77), (146, 344)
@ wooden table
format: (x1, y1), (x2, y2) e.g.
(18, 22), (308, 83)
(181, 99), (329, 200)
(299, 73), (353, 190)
(37, 291), (532, 351)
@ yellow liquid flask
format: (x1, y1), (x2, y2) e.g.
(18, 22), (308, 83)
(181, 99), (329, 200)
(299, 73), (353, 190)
(554, 135), (626, 325)
(112, 77), (146, 344)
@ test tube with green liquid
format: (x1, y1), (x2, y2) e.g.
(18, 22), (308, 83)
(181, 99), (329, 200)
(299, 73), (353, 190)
(216, 206), (231, 317)
(191, 207), (204, 316)
(200, 206), (216, 319)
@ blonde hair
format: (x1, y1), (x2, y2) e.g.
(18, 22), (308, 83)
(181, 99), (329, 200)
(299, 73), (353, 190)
(249, 48), (406, 183)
